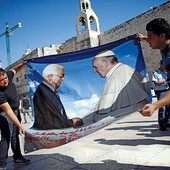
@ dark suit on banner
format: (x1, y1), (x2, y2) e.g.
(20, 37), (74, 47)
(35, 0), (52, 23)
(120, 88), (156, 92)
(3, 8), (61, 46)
(32, 83), (73, 130)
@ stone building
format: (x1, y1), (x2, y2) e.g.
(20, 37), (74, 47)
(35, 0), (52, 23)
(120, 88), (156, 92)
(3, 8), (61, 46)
(10, 0), (170, 98)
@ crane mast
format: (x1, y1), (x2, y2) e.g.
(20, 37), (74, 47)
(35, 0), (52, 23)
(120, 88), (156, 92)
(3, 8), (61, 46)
(0, 22), (22, 66)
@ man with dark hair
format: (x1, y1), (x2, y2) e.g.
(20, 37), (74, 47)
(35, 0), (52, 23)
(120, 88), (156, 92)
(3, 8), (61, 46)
(0, 63), (30, 169)
(139, 18), (170, 70)
(138, 18), (170, 117)
(146, 18), (170, 71)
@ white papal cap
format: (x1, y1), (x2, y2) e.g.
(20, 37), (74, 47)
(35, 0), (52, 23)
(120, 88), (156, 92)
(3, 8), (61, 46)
(95, 50), (115, 58)
(42, 64), (63, 78)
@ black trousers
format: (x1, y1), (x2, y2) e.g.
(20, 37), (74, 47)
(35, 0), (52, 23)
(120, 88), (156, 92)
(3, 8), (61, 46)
(155, 90), (170, 124)
(0, 110), (22, 165)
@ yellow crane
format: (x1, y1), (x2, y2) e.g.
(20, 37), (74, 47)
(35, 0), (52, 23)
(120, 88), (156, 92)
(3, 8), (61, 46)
(0, 22), (22, 66)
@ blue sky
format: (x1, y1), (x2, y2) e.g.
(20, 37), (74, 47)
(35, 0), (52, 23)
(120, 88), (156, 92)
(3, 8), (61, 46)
(0, 0), (168, 68)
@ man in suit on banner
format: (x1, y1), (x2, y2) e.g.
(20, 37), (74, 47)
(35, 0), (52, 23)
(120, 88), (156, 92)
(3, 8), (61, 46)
(32, 64), (83, 130)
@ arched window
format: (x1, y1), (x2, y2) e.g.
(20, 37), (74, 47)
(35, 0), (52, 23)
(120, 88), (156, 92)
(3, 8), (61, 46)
(80, 17), (86, 26)
(79, 17), (86, 33)
(89, 16), (96, 31)
(82, 2), (85, 9)
(86, 2), (89, 9)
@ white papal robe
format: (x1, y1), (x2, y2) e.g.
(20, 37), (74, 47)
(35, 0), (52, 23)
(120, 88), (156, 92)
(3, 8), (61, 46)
(92, 63), (149, 121)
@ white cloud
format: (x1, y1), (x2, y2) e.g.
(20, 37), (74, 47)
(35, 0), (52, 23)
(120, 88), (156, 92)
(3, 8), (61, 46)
(66, 94), (99, 118)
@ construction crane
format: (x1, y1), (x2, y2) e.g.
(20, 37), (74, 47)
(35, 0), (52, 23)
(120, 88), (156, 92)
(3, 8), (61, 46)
(0, 22), (22, 66)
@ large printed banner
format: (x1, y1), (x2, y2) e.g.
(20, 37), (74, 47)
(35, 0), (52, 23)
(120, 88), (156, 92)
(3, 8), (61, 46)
(24, 116), (115, 153)
(24, 34), (152, 153)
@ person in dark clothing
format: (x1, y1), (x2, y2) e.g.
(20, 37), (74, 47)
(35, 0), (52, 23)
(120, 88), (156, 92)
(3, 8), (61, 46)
(0, 63), (30, 169)
(32, 64), (84, 130)
(137, 18), (170, 117)
(152, 60), (170, 131)
(21, 94), (32, 123)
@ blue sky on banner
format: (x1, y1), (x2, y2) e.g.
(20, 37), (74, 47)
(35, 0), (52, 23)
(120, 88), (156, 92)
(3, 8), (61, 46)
(27, 35), (150, 118)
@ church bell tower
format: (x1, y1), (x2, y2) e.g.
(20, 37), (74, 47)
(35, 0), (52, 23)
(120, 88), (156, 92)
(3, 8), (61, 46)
(76, 0), (100, 49)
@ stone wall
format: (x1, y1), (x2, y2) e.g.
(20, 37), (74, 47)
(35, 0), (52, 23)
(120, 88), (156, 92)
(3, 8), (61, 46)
(59, 1), (170, 78)
(12, 1), (170, 97)
(99, 1), (170, 78)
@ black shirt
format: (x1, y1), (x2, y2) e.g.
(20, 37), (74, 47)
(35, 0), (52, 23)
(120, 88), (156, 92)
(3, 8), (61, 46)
(22, 98), (30, 109)
(0, 71), (19, 112)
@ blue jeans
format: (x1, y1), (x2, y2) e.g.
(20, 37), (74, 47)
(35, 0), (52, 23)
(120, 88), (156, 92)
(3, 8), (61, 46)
(0, 110), (22, 165)
(155, 90), (169, 125)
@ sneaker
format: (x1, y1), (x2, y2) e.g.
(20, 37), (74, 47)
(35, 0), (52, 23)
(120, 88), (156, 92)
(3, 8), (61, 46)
(14, 157), (30, 165)
(159, 122), (167, 131)
(159, 125), (167, 131)
(166, 119), (170, 127)
(0, 165), (7, 170)
(166, 123), (170, 127)
(0, 162), (7, 170)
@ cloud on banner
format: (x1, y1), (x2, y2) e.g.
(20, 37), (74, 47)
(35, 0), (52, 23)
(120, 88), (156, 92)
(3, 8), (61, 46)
(26, 34), (151, 120)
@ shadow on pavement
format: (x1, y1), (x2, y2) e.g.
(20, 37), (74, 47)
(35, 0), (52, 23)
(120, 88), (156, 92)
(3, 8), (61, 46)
(7, 153), (170, 170)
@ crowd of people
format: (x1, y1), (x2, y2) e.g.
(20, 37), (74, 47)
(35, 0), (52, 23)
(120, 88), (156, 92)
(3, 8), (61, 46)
(0, 17), (169, 169)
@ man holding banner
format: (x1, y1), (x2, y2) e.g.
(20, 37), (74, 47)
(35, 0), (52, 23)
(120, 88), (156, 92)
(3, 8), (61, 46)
(0, 63), (30, 169)
(138, 18), (170, 117)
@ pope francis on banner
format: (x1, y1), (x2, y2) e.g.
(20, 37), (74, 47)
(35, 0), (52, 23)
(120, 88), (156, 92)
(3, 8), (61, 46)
(91, 50), (148, 122)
